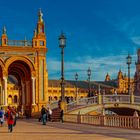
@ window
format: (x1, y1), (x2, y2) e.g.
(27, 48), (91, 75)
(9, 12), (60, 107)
(40, 41), (44, 46)
(14, 95), (17, 103)
(35, 41), (37, 46)
(4, 38), (7, 44)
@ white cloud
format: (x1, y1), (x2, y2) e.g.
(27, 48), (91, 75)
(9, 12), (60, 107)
(131, 36), (140, 45)
(47, 54), (136, 81)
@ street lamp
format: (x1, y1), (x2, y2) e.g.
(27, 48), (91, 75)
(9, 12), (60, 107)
(75, 72), (78, 102)
(59, 32), (66, 102)
(126, 54), (132, 95)
(87, 67), (91, 97)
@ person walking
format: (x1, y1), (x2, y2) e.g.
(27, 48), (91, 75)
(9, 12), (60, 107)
(41, 105), (47, 125)
(6, 106), (16, 132)
(60, 109), (64, 123)
(48, 107), (52, 121)
(12, 107), (18, 127)
(0, 107), (4, 127)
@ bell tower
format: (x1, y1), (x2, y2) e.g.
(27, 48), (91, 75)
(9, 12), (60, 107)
(32, 9), (46, 48)
(32, 9), (48, 111)
(1, 26), (8, 46)
(135, 49), (140, 95)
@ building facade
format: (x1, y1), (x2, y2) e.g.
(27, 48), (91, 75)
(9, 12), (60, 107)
(0, 9), (48, 116)
(105, 70), (134, 94)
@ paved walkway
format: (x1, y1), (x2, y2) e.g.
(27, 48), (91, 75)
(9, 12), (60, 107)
(0, 119), (140, 140)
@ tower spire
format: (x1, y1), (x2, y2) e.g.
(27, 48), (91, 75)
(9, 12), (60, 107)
(38, 8), (43, 22)
(2, 26), (6, 34)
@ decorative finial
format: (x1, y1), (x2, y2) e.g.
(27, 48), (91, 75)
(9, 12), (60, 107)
(3, 26), (6, 34)
(38, 8), (43, 22)
(34, 29), (37, 37)
(24, 36), (27, 41)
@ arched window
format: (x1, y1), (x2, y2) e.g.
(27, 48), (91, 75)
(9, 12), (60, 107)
(49, 96), (52, 101)
(4, 38), (7, 44)
(54, 96), (58, 100)
(8, 95), (12, 104)
(14, 95), (17, 103)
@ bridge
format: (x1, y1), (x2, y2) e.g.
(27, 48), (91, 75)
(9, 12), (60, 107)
(50, 94), (140, 130)
(50, 94), (140, 115)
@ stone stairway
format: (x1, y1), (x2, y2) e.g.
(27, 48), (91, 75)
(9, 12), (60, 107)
(51, 108), (61, 122)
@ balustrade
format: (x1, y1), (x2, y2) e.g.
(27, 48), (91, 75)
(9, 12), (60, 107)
(50, 95), (140, 113)
(64, 114), (140, 129)
(0, 40), (32, 47)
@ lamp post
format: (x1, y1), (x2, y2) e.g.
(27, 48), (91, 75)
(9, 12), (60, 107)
(126, 54), (132, 95)
(87, 67), (91, 97)
(75, 72), (78, 102)
(59, 32), (66, 102)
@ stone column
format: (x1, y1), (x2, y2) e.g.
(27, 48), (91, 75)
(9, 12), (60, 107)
(1, 89), (4, 105)
(32, 77), (36, 105)
(25, 81), (30, 105)
(3, 77), (7, 106)
(21, 82), (25, 105)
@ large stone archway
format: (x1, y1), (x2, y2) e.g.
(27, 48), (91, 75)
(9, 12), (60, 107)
(0, 9), (48, 116)
(7, 59), (34, 116)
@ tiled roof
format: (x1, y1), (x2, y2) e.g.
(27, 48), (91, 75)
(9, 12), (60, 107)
(48, 79), (117, 89)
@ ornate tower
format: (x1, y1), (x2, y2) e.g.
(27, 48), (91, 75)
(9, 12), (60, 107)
(117, 69), (124, 93)
(105, 73), (110, 81)
(135, 49), (140, 95)
(32, 9), (48, 110)
(118, 69), (123, 79)
(32, 9), (46, 48)
(1, 26), (8, 46)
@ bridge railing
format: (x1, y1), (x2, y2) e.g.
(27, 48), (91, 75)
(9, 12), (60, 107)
(102, 95), (130, 104)
(66, 96), (98, 111)
(49, 100), (59, 109)
(78, 96), (98, 105)
(50, 95), (140, 111)
(134, 96), (140, 104)
(64, 114), (140, 129)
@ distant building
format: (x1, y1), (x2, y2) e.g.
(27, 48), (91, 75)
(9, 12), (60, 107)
(104, 70), (134, 94)
(134, 49), (140, 95)
(105, 73), (111, 81)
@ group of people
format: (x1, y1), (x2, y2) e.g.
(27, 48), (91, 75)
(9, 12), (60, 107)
(0, 106), (18, 133)
(40, 106), (52, 125)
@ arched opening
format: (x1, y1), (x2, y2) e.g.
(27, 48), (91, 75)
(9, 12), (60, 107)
(14, 95), (17, 103)
(54, 96), (58, 100)
(8, 60), (32, 116)
(8, 95), (12, 105)
(106, 107), (140, 116)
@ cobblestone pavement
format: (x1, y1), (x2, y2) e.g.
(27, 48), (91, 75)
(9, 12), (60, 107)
(0, 119), (140, 140)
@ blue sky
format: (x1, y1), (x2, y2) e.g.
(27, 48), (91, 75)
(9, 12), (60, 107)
(0, 0), (140, 81)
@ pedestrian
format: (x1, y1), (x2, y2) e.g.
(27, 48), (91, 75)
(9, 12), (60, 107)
(0, 107), (4, 127)
(13, 107), (18, 127)
(41, 105), (47, 125)
(6, 106), (16, 132)
(60, 109), (64, 123)
(48, 107), (52, 121)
